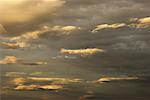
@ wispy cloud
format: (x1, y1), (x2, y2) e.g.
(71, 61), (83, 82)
(0, 56), (18, 64)
(49, 25), (81, 35)
(5, 72), (26, 77)
(0, 56), (47, 65)
(129, 17), (150, 28)
(92, 23), (126, 33)
(60, 48), (105, 56)
(0, 41), (30, 49)
(93, 76), (139, 83)
(14, 84), (63, 91)
(92, 17), (150, 33)
(10, 76), (83, 91)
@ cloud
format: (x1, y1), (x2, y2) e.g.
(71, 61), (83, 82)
(79, 91), (95, 100)
(0, 56), (47, 65)
(129, 17), (150, 28)
(5, 72), (26, 77)
(0, 29), (48, 49)
(10, 30), (48, 41)
(92, 23), (126, 33)
(42, 25), (81, 36)
(60, 48), (105, 56)
(21, 61), (47, 66)
(0, 25), (81, 49)
(14, 84), (63, 91)
(10, 77), (82, 91)
(0, 0), (65, 24)
(0, 41), (30, 49)
(11, 77), (82, 85)
(92, 17), (150, 32)
(11, 77), (26, 85)
(93, 76), (139, 83)
(0, 56), (18, 64)
(28, 77), (82, 84)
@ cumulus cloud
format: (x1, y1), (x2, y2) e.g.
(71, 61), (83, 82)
(0, 56), (18, 64)
(60, 48), (105, 56)
(0, 0), (65, 24)
(92, 23), (126, 33)
(93, 76), (139, 83)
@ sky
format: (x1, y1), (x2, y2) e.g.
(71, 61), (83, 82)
(0, 0), (150, 100)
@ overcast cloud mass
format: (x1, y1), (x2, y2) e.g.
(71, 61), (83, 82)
(0, 0), (150, 100)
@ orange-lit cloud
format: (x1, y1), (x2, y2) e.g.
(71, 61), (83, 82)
(129, 17), (150, 28)
(14, 84), (63, 91)
(28, 77), (82, 84)
(0, 41), (30, 49)
(93, 76), (139, 83)
(0, 56), (18, 64)
(50, 25), (81, 35)
(11, 77), (26, 85)
(11, 77), (82, 91)
(60, 48), (105, 56)
(92, 17), (150, 33)
(92, 23), (126, 33)
(0, 56), (47, 65)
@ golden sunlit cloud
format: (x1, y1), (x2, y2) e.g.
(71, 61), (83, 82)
(0, 56), (18, 64)
(93, 76), (139, 83)
(92, 17), (150, 33)
(92, 23), (126, 33)
(60, 48), (105, 56)
(129, 17), (150, 28)
(0, 41), (30, 49)
(10, 30), (48, 41)
(10, 77), (82, 91)
(12, 77), (26, 85)
(14, 84), (63, 91)
(28, 77), (82, 84)
(0, 0), (65, 24)
(0, 56), (47, 65)
(51, 25), (81, 34)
